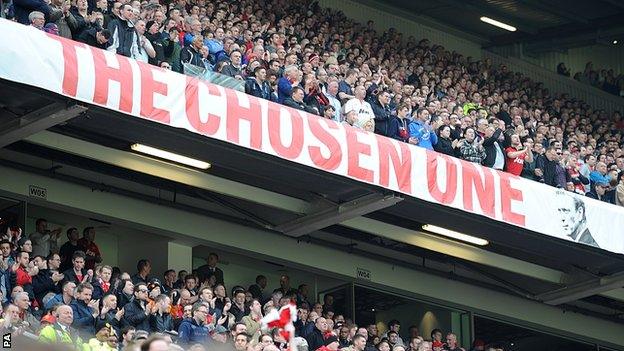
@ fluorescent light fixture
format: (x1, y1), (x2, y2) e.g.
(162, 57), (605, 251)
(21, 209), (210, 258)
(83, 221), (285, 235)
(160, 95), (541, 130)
(480, 16), (517, 32)
(130, 143), (211, 169)
(613, 40), (618, 44)
(422, 224), (489, 246)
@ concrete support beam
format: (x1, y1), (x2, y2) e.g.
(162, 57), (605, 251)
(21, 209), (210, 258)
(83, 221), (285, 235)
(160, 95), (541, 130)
(275, 193), (403, 237)
(0, 104), (86, 148)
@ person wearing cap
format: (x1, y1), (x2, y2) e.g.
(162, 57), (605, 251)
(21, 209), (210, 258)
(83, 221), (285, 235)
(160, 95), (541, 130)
(88, 325), (118, 351)
(178, 302), (211, 348)
(211, 324), (228, 343)
(586, 180), (615, 204)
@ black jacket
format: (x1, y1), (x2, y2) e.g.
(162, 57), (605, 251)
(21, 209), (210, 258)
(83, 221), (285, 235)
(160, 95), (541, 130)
(62, 268), (88, 286)
(78, 28), (108, 49)
(195, 265), (224, 285)
(123, 300), (150, 332)
(283, 98), (317, 115)
(305, 327), (325, 351)
(107, 17), (136, 58)
(370, 98), (392, 136)
(245, 78), (272, 101)
(149, 312), (174, 333)
(180, 45), (205, 69)
(32, 269), (61, 306)
(434, 137), (456, 157)
(95, 310), (121, 336)
(482, 128), (504, 168)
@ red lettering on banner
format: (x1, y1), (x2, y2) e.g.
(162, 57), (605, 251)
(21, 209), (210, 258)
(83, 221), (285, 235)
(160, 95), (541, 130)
(185, 78), (221, 135)
(138, 64), (170, 123)
(346, 128), (374, 183)
(268, 107), (303, 159)
(426, 152), (457, 205)
(307, 118), (342, 171)
(225, 89), (262, 150)
(91, 48), (134, 113)
(47, 34), (80, 97)
(376, 135), (412, 193)
(462, 164), (495, 218)
(500, 173), (525, 226)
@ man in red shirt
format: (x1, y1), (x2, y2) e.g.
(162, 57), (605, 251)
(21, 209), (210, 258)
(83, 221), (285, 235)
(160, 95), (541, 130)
(504, 133), (533, 176)
(78, 227), (102, 271)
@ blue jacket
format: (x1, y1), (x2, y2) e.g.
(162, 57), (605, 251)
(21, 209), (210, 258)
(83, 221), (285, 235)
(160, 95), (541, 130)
(408, 119), (438, 150)
(70, 300), (95, 337)
(277, 77), (294, 104)
(178, 318), (210, 347)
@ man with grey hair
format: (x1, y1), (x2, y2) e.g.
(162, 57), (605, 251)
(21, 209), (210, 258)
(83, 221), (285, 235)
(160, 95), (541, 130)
(277, 65), (300, 103)
(555, 190), (598, 247)
(29, 11), (46, 30)
(326, 80), (342, 122)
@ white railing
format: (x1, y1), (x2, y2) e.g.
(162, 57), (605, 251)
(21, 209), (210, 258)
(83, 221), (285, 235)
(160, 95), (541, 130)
(483, 51), (624, 113)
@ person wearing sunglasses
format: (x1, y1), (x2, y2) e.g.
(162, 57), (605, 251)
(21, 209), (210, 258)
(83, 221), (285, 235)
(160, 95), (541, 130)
(122, 283), (151, 332)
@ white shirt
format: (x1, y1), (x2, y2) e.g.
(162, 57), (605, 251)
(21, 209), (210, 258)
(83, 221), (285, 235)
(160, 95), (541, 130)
(344, 98), (374, 127)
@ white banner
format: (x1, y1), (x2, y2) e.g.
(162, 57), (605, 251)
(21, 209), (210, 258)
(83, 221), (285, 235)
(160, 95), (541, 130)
(0, 20), (622, 254)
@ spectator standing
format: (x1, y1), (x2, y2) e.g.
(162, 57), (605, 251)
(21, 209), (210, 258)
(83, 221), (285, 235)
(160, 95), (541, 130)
(616, 173), (624, 207)
(62, 251), (90, 285)
(248, 275), (267, 301)
(371, 90), (393, 137)
(222, 50), (244, 78)
(107, 3), (138, 58)
(177, 302), (211, 348)
(0, 240), (16, 303)
(305, 316), (327, 351)
(338, 70), (358, 102)
(481, 125), (505, 171)
(123, 283), (151, 332)
(131, 259), (151, 285)
(284, 86), (317, 114)
(162, 269), (176, 295)
(344, 85), (375, 131)
(32, 253), (63, 306)
(180, 35), (205, 69)
(504, 134), (533, 176)
(78, 27), (111, 49)
(68, 0), (89, 39)
(59, 227), (81, 272)
(14, 0), (51, 25)
(196, 253), (224, 285)
(132, 20), (156, 63)
(44, 280), (75, 311)
(230, 289), (250, 323)
(149, 294), (174, 333)
(70, 282), (99, 338)
(325, 81), (342, 122)
(443, 333), (461, 351)
(277, 65), (300, 103)
(28, 11), (46, 29)
(458, 127), (486, 163)
(95, 293), (123, 336)
(78, 227), (102, 271)
(29, 218), (61, 258)
(245, 67), (272, 100)
(433, 125), (458, 156)
(39, 304), (86, 348)
(116, 279), (135, 308)
(408, 108), (439, 150)
(91, 265), (112, 300)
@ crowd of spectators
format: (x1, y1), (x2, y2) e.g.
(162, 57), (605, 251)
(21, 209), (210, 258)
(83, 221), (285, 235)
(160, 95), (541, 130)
(0, 218), (509, 351)
(557, 61), (624, 97)
(4, 0), (624, 206)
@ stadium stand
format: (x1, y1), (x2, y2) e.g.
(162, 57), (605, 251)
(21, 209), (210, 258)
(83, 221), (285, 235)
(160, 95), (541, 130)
(1, 0), (624, 349)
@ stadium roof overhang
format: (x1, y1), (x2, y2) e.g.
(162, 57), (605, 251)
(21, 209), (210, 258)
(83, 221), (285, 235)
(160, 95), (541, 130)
(2, 78), (624, 324)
